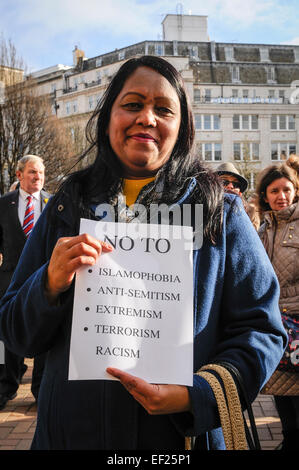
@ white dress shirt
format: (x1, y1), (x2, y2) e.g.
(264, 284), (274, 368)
(18, 188), (42, 227)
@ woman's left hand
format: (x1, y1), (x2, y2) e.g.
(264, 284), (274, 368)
(106, 367), (191, 415)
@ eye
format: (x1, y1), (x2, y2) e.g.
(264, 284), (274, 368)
(156, 106), (173, 116)
(122, 102), (142, 111)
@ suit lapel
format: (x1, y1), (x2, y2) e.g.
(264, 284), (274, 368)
(40, 190), (50, 211)
(9, 190), (26, 239)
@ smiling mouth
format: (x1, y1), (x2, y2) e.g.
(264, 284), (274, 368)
(130, 133), (157, 143)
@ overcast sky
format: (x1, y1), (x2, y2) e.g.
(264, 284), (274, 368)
(1, 0), (299, 73)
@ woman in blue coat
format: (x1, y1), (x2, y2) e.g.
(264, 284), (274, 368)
(0, 56), (286, 450)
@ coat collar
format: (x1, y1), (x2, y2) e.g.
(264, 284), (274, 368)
(264, 201), (299, 226)
(53, 177), (198, 229)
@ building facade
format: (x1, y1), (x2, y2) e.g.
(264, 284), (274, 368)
(30, 14), (299, 191)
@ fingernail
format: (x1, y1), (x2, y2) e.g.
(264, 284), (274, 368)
(101, 241), (113, 250)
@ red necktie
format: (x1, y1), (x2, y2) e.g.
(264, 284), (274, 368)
(23, 195), (34, 238)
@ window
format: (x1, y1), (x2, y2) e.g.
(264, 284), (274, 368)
(214, 143), (222, 161)
(200, 143), (222, 161)
(96, 71), (101, 83)
(290, 144), (296, 155)
(242, 89), (249, 98)
(189, 46), (198, 59)
(289, 115), (295, 130)
(279, 90), (285, 99)
(65, 100), (78, 115)
(233, 115), (240, 130)
(88, 96), (94, 110)
(267, 67), (276, 82)
(251, 115), (258, 130)
(233, 142), (259, 161)
(226, 46), (234, 61)
(205, 89), (211, 102)
(280, 143), (287, 160)
(155, 44), (164, 56)
(194, 114), (221, 130)
(234, 143), (241, 160)
(252, 143), (259, 160)
(242, 115), (249, 130)
(214, 115), (221, 130)
(205, 143), (212, 160)
(103, 68), (110, 79)
(204, 115), (211, 130)
(232, 89), (238, 98)
(194, 114), (201, 130)
(271, 115), (296, 130)
(96, 58), (102, 67)
(72, 101), (78, 113)
(194, 88), (201, 103)
(118, 51), (125, 60)
(232, 65), (240, 82)
(279, 115), (287, 130)
(271, 115), (277, 130)
(271, 143), (296, 160)
(51, 83), (56, 93)
(233, 115), (259, 130)
(268, 90), (275, 99)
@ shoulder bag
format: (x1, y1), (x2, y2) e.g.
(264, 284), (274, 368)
(261, 313), (299, 396)
(185, 362), (261, 450)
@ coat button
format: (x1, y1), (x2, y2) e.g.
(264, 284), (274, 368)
(57, 204), (64, 212)
(283, 240), (287, 244)
(289, 235), (293, 239)
(282, 308), (287, 313)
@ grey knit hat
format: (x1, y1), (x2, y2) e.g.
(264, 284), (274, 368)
(216, 162), (248, 192)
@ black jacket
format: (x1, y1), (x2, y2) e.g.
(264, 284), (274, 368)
(0, 188), (50, 297)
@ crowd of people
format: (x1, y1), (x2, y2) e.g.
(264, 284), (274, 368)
(0, 55), (297, 451)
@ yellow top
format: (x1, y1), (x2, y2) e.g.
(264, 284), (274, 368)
(122, 177), (155, 207)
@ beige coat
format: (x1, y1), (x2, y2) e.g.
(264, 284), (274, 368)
(259, 201), (299, 315)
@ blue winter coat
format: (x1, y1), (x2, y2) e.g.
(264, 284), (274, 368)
(0, 179), (286, 450)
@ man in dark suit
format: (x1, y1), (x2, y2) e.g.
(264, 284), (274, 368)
(0, 155), (50, 410)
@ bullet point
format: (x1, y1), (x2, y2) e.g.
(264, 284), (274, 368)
(85, 307), (90, 311)
(88, 269), (93, 273)
(84, 327), (88, 331)
(87, 288), (91, 292)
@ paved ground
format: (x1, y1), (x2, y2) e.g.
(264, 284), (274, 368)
(0, 359), (283, 451)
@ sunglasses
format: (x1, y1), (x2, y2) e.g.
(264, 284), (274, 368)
(221, 179), (241, 189)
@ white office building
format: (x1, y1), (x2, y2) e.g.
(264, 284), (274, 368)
(31, 14), (299, 190)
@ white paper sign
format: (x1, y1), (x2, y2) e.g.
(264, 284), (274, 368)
(68, 219), (194, 385)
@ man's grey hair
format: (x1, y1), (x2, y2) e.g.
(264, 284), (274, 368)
(16, 155), (44, 172)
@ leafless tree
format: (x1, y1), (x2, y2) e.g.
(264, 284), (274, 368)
(0, 35), (76, 194)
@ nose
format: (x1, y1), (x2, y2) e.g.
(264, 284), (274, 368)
(278, 191), (287, 199)
(226, 182), (235, 190)
(135, 107), (156, 127)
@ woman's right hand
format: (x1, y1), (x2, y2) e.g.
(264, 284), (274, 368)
(45, 233), (113, 303)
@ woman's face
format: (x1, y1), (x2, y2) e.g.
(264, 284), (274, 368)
(264, 177), (296, 211)
(107, 66), (181, 178)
